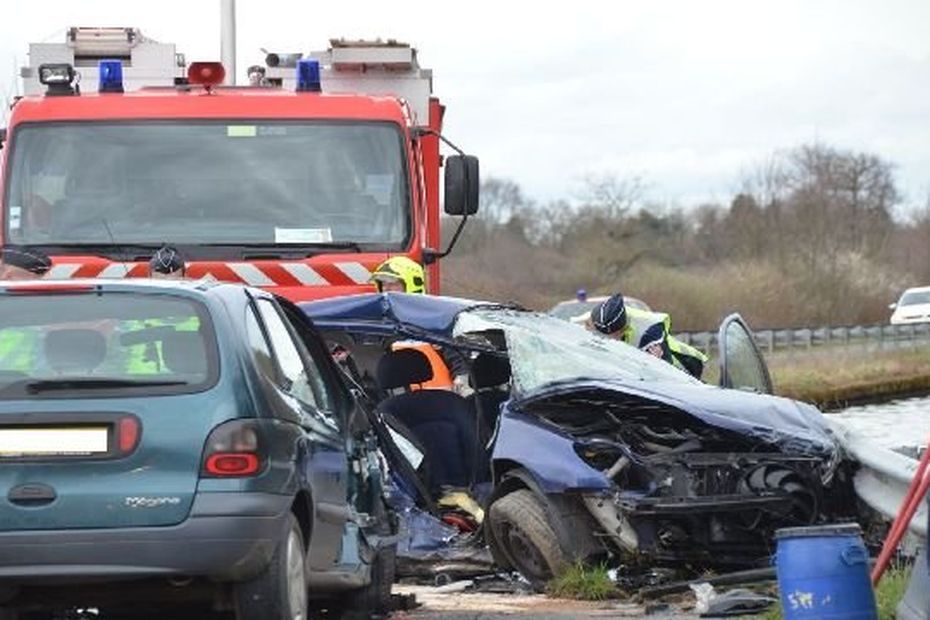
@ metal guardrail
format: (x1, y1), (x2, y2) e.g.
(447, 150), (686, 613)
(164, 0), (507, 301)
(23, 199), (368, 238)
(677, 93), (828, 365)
(830, 422), (926, 540)
(677, 322), (930, 354)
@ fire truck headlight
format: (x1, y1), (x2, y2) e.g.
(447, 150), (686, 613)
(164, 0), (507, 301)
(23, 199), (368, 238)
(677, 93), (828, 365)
(38, 63), (76, 86)
(98, 60), (124, 93)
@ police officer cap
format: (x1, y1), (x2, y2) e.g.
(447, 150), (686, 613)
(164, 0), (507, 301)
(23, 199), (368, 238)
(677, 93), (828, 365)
(0, 246), (52, 275)
(592, 293), (627, 335)
(149, 245), (185, 275)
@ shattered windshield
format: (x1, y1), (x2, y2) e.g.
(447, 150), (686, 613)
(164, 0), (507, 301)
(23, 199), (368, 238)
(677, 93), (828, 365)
(455, 309), (702, 396)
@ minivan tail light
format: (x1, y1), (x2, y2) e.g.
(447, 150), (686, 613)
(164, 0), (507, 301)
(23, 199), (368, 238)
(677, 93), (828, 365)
(205, 453), (261, 476)
(201, 420), (264, 478)
(117, 416), (141, 454)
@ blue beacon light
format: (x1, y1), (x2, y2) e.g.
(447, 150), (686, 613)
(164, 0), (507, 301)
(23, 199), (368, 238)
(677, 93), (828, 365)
(98, 60), (124, 93)
(296, 59), (321, 92)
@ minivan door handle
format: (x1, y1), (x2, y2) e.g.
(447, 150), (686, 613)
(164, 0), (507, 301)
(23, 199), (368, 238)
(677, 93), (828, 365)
(8, 483), (57, 506)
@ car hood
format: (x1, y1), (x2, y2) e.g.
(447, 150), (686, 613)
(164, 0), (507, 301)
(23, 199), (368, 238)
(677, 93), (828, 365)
(516, 377), (837, 456)
(893, 302), (930, 318)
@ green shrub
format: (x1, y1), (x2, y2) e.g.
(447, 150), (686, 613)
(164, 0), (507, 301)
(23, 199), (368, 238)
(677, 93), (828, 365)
(546, 562), (618, 601)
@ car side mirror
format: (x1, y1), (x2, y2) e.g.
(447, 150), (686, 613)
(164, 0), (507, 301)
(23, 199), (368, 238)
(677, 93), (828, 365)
(444, 155), (479, 216)
(889, 303), (897, 311)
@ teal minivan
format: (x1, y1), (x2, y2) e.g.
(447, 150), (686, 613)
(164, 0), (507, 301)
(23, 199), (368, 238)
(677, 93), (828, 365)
(0, 279), (394, 619)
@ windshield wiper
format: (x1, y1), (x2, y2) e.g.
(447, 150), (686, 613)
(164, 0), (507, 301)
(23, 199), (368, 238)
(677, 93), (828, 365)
(301, 241), (363, 253)
(203, 242), (363, 257)
(21, 378), (188, 394)
(27, 243), (162, 261)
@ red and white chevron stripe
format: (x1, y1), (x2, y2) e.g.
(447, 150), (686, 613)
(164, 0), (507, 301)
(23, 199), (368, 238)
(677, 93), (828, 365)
(44, 260), (375, 287)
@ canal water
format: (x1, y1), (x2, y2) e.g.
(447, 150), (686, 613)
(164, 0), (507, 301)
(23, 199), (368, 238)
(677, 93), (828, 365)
(832, 394), (930, 451)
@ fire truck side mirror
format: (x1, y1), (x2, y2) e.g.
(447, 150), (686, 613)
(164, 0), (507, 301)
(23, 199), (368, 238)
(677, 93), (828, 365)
(444, 155), (480, 216)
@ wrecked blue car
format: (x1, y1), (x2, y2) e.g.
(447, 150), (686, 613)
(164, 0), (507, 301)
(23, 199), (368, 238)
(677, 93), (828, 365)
(302, 293), (855, 588)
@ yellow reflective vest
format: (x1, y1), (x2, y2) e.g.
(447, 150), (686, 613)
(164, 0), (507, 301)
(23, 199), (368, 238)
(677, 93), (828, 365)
(618, 308), (708, 375)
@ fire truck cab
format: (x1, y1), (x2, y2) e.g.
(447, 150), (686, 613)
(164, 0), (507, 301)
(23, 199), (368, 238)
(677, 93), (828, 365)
(1, 28), (478, 301)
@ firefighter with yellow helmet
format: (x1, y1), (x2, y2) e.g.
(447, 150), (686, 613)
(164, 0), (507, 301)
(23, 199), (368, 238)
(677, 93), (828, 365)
(370, 257), (426, 294)
(368, 257), (461, 389)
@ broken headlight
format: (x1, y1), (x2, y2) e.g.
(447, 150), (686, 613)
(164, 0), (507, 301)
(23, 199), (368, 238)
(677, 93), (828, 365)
(574, 439), (625, 472)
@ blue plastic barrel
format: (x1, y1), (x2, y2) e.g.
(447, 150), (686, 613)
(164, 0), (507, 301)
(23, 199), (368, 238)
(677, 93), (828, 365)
(775, 523), (877, 619)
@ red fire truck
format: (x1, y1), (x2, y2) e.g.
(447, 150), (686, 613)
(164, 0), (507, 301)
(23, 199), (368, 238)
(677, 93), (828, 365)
(2, 28), (478, 300)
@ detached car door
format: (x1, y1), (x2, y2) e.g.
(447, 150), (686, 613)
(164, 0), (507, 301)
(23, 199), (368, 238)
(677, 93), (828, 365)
(717, 313), (773, 394)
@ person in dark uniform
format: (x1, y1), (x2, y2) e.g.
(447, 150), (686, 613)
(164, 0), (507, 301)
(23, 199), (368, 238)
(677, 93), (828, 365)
(0, 246), (52, 280)
(591, 293), (708, 379)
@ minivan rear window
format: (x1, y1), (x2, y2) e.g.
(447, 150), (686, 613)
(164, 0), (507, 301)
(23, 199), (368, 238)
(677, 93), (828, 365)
(0, 292), (217, 398)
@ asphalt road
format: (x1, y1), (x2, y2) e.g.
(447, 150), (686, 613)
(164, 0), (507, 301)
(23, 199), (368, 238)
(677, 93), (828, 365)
(401, 609), (697, 619)
(391, 586), (701, 619)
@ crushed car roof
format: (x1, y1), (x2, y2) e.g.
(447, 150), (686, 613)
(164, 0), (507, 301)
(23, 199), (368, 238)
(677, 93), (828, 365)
(303, 293), (837, 455)
(301, 292), (502, 335)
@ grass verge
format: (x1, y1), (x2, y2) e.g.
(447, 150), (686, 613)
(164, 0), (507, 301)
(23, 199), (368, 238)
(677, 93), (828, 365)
(876, 566), (912, 619)
(769, 347), (930, 409)
(546, 562), (618, 601)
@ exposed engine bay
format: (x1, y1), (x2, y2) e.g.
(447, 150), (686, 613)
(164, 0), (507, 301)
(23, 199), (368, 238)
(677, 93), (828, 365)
(521, 387), (855, 566)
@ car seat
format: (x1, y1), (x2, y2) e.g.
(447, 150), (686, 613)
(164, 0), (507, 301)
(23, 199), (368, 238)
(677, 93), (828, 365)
(467, 353), (512, 442)
(44, 329), (107, 375)
(465, 353), (512, 484)
(375, 348), (479, 496)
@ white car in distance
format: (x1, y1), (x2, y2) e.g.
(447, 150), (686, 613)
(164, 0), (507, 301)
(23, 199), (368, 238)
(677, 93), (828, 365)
(890, 286), (930, 325)
(550, 295), (652, 326)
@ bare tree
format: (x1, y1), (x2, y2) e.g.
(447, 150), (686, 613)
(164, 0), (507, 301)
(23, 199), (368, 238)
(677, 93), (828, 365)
(577, 173), (646, 220)
(725, 193), (768, 259)
(479, 177), (530, 224)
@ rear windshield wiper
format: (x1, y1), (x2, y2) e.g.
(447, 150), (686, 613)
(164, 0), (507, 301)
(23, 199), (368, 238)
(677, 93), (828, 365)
(21, 378), (188, 394)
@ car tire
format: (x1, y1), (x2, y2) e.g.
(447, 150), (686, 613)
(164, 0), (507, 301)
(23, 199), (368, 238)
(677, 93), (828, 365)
(234, 513), (308, 620)
(340, 543), (396, 620)
(487, 489), (570, 590)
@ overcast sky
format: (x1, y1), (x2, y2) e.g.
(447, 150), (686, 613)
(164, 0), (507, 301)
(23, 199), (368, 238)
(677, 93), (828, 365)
(2, 1), (929, 213)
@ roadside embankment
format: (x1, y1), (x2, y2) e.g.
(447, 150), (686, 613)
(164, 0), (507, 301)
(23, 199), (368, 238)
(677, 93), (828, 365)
(768, 347), (930, 410)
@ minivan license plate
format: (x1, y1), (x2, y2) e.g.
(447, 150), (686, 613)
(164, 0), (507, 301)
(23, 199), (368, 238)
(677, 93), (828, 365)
(0, 427), (109, 456)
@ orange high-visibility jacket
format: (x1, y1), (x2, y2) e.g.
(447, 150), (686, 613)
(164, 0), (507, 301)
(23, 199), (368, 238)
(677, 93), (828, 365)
(391, 340), (453, 390)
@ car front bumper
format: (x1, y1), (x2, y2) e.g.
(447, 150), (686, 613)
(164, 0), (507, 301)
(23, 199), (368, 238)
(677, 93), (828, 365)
(0, 492), (292, 584)
(583, 490), (796, 565)
(890, 316), (930, 325)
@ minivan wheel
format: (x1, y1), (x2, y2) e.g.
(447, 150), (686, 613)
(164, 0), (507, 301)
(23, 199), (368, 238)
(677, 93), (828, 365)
(487, 489), (570, 590)
(234, 513), (307, 620)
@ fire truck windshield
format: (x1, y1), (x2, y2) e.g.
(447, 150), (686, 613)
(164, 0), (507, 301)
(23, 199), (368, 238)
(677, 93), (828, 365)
(4, 121), (410, 250)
